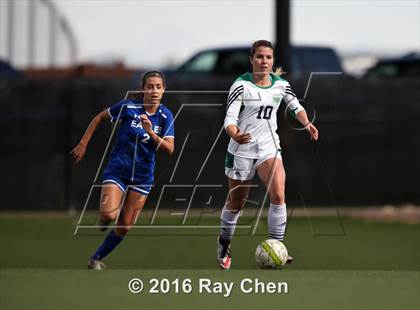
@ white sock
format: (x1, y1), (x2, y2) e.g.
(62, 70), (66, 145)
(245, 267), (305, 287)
(220, 203), (240, 241)
(268, 203), (287, 241)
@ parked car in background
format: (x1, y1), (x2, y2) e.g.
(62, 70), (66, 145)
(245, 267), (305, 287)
(163, 45), (344, 91)
(363, 52), (420, 79)
(0, 59), (23, 78)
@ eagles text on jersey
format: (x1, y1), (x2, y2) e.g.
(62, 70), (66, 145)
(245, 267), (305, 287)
(104, 99), (175, 183)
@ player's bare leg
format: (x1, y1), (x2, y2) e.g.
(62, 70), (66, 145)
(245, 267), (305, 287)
(89, 184), (124, 269)
(99, 184), (124, 231)
(257, 157), (293, 264)
(89, 190), (147, 270)
(114, 190), (147, 236)
(218, 178), (251, 270)
(256, 157), (286, 205)
(227, 177), (251, 211)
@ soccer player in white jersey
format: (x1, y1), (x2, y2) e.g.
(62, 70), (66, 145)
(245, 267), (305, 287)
(217, 40), (319, 270)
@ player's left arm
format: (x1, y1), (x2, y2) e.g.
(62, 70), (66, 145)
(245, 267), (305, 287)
(283, 82), (319, 141)
(140, 114), (175, 155)
(295, 110), (319, 141)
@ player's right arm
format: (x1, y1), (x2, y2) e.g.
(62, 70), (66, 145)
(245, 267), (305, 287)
(70, 110), (110, 164)
(224, 82), (251, 144)
(225, 125), (251, 144)
(71, 99), (127, 164)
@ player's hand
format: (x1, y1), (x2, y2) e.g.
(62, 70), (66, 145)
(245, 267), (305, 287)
(70, 142), (86, 164)
(306, 123), (319, 141)
(140, 114), (153, 134)
(232, 129), (252, 144)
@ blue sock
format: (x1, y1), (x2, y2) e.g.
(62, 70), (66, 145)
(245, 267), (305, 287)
(91, 230), (124, 260)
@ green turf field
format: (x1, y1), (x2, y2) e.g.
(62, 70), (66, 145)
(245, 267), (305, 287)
(1, 214), (419, 310)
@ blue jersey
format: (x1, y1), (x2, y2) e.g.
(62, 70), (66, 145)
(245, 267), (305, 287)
(103, 99), (174, 192)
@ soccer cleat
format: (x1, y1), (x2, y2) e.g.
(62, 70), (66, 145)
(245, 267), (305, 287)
(88, 258), (106, 270)
(217, 237), (232, 270)
(286, 255), (293, 264)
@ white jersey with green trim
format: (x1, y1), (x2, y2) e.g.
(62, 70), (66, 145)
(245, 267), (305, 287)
(224, 72), (304, 159)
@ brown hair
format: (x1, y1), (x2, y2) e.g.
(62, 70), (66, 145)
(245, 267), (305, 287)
(250, 40), (284, 76)
(250, 40), (274, 57)
(127, 71), (166, 100)
(141, 70), (166, 88)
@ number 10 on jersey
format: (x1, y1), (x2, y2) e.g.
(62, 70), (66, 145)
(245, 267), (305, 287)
(257, 105), (273, 120)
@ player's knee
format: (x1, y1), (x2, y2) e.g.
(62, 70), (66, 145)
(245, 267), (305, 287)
(115, 225), (131, 236)
(270, 192), (285, 205)
(228, 198), (246, 211)
(100, 212), (117, 224)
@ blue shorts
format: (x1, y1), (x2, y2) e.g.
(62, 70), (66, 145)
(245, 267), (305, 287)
(102, 172), (153, 195)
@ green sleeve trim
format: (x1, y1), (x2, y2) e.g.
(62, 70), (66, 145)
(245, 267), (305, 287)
(287, 106), (300, 118)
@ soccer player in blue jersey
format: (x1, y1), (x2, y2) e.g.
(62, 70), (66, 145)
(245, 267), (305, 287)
(71, 71), (175, 270)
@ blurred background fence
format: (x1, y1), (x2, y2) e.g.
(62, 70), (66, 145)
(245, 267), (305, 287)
(0, 76), (419, 211)
(1, 0), (419, 211)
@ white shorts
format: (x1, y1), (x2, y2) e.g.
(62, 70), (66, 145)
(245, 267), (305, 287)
(224, 151), (282, 181)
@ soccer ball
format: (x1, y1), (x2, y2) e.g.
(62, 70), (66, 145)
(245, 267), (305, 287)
(255, 239), (288, 269)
